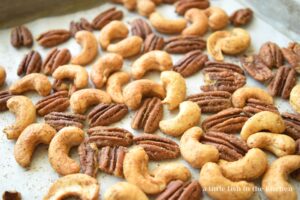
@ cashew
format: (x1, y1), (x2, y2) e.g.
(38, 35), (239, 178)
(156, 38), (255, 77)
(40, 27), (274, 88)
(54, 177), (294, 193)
(104, 182), (148, 200)
(232, 87), (273, 108)
(218, 148), (268, 181)
(149, 12), (187, 34)
(199, 162), (255, 200)
(106, 71), (131, 103)
(9, 73), (51, 96)
(107, 36), (143, 58)
(112, 0), (136, 10)
(240, 111), (285, 140)
(71, 31), (98, 65)
(44, 173), (99, 200)
(137, 0), (155, 17)
(204, 7), (229, 30)
(159, 101), (200, 136)
(180, 127), (219, 168)
(91, 53), (123, 88)
(290, 84), (300, 113)
(132, 50), (173, 79)
(123, 79), (165, 110)
(0, 65), (6, 87)
(247, 132), (296, 157)
(160, 71), (186, 110)
(14, 123), (56, 168)
(99, 21), (129, 50)
(52, 64), (88, 90)
(262, 155), (300, 200)
(3, 96), (36, 140)
(70, 88), (112, 114)
(182, 8), (208, 36)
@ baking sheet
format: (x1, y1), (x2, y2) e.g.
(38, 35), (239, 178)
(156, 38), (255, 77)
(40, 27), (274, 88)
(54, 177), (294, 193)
(0, 0), (298, 199)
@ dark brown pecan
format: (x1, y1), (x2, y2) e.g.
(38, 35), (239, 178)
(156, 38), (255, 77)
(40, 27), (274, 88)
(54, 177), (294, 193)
(201, 108), (248, 134)
(281, 42), (300, 73)
(11, 25), (33, 48)
(201, 131), (249, 161)
(2, 191), (21, 200)
(173, 50), (208, 77)
(156, 180), (202, 200)
(131, 97), (163, 133)
(0, 91), (14, 111)
(258, 42), (283, 68)
(17, 50), (42, 76)
(37, 29), (71, 48)
(175, 0), (210, 15)
(92, 7), (123, 30)
(268, 65), (297, 99)
(35, 91), (70, 116)
(44, 112), (86, 131)
(78, 141), (99, 177)
(282, 112), (300, 140)
(131, 18), (152, 40)
(242, 98), (279, 117)
(230, 8), (253, 26)
(164, 35), (206, 54)
(42, 48), (71, 75)
(87, 103), (128, 127)
(143, 33), (164, 53)
(186, 91), (232, 113)
(70, 18), (93, 37)
(133, 134), (180, 161)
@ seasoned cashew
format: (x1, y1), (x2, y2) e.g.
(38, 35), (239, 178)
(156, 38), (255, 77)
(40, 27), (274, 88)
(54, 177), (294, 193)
(9, 73), (51, 96)
(44, 173), (99, 200)
(123, 79), (165, 110)
(232, 87), (273, 108)
(70, 88), (111, 114)
(91, 53), (123, 88)
(14, 123), (56, 167)
(71, 31), (98, 65)
(240, 111), (285, 140)
(149, 12), (187, 34)
(106, 71), (130, 103)
(218, 148), (268, 181)
(182, 8), (208, 36)
(180, 127), (219, 168)
(132, 50), (173, 79)
(159, 101), (200, 136)
(3, 96), (36, 140)
(199, 162), (255, 200)
(104, 182), (148, 200)
(160, 71), (186, 110)
(262, 155), (300, 200)
(137, 0), (155, 17)
(204, 7), (229, 30)
(290, 84), (300, 113)
(247, 132), (296, 157)
(107, 36), (143, 58)
(0, 65), (6, 87)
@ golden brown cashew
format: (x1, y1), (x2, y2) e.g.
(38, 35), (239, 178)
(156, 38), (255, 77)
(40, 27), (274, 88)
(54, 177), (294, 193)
(44, 173), (99, 200)
(70, 88), (112, 114)
(132, 50), (173, 79)
(48, 126), (85, 176)
(9, 73), (51, 96)
(107, 36), (143, 58)
(137, 0), (155, 17)
(14, 123), (56, 168)
(91, 53), (123, 88)
(111, 0), (136, 10)
(204, 7), (229, 30)
(71, 31), (98, 65)
(290, 84), (300, 113)
(0, 66), (6, 87)
(3, 96), (36, 140)
(104, 182), (148, 200)
(262, 155), (300, 200)
(182, 8), (208, 36)
(106, 71), (131, 103)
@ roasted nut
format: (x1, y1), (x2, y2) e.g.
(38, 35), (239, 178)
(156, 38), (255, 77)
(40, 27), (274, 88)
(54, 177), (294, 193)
(290, 84), (300, 113)
(104, 182), (148, 200)
(281, 42), (300, 73)
(107, 36), (143, 58)
(282, 112), (300, 139)
(92, 7), (123, 30)
(111, 0), (137, 11)
(230, 8), (253, 26)
(143, 33), (164, 53)
(131, 18), (152, 39)
(52, 79), (77, 96)
(242, 98), (279, 117)
(164, 35), (206, 54)
(78, 141), (98, 177)
(175, 0), (209, 15)
(17, 50), (42, 76)
(0, 90), (13, 111)
(2, 191), (21, 200)
(11, 25), (33, 48)
(42, 48), (71, 75)
(182, 8), (208, 36)
(69, 18), (93, 37)
(0, 66), (6, 87)
(44, 112), (86, 131)
(37, 29), (71, 48)
(106, 71), (130, 103)
(204, 7), (229, 30)
(259, 41), (283, 68)
(137, 0), (156, 17)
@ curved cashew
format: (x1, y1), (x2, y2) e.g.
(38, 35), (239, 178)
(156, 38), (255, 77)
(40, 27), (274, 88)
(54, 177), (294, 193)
(247, 132), (296, 157)
(159, 101), (200, 136)
(107, 36), (143, 58)
(132, 50), (173, 79)
(71, 30), (98, 65)
(44, 173), (99, 200)
(70, 88), (112, 114)
(9, 73), (51, 96)
(3, 96), (36, 140)
(14, 123), (56, 167)
(137, 0), (155, 17)
(48, 126), (85, 176)
(0, 66), (6, 87)
(104, 182), (148, 200)
(290, 84), (300, 113)
(182, 8), (208, 36)
(106, 71), (131, 103)
(204, 7), (229, 30)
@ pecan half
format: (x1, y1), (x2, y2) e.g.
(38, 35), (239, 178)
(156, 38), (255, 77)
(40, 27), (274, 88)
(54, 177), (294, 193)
(70, 18), (93, 37)
(0, 91), (14, 111)
(186, 91), (232, 113)
(258, 42), (283, 68)
(37, 29), (71, 48)
(143, 33), (164, 53)
(92, 7), (123, 30)
(281, 42), (300, 73)
(2, 191), (21, 200)
(78, 141), (99, 177)
(42, 48), (71, 75)
(17, 50), (42, 76)
(133, 134), (180, 161)
(282, 112), (300, 140)
(242, 98), (279, 117)
(131, 18), (152, 40)
(87, 103), (128, 127)
(44, 112), (86, 131)
(175, 0), (210, 15)
(131, 97), (163, 133)
(11, 25), (33, 48)
(201, 108), (248, 134)
(230, 8), (253, 26)
(35, 91), (70, 116)
(164, 35), (206, 54)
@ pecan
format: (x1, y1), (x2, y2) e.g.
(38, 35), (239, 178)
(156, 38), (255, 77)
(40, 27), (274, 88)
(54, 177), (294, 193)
(186, 91), (232, 113)
(258, 42), (283, 68)
(281, 42), (300, 73)
(230, 8), (253, 26)
(37, 29), (71, 48)
(164, 35), (206, 54)
(44, 112), (86, 131)
(131, 97), (163, 133)
(131, 18), (152, 40)
(87, 103), (128, 127)
(282, 112), (300, 140)
(92, 7), (123, 30)
(17, 50), (42, 76)
(42, 48), (71, 75)
(70, 18), (93, 37)
(175, 0), (210, 15)
(267, 65), (297, 99)
(133, 134), (180, 161)
(2, 191), (21, 200)
(242, 98), (279, 117)
(35, 91), (70, 116)
(11, 25), (33, 48)
(78, 141), (99, 177)
(173, 50), (208, 77)
(143, 33), (164, 53)
(201, 108), (248, 134)
(0, 91), (14, 111)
